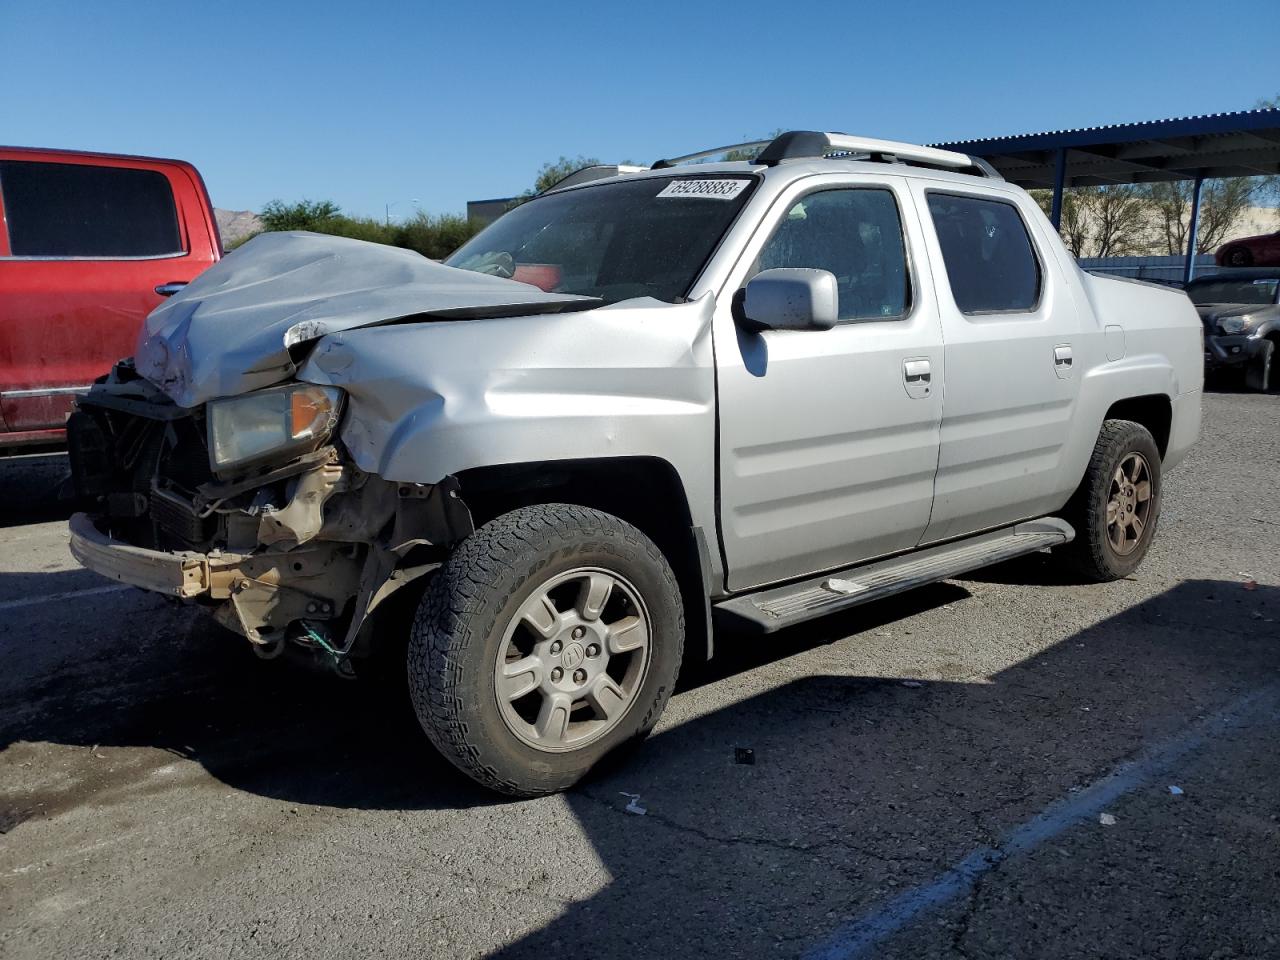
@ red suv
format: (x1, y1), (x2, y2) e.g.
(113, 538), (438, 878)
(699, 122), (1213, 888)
(0, 147), (221, 452)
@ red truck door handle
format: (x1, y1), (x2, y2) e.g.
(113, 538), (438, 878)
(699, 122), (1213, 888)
(155, 282), (188, 297)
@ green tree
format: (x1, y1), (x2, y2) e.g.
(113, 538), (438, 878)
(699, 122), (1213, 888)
(529, 155), (602, 195)
(1030, 186), (1146, 257)
(1086, 185), (1148, 257)
(1144, 177), (1261, 255)
(258, 199), (341, 232)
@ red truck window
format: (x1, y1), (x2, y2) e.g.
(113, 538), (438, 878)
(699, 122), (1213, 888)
(0, 160), (183, 258)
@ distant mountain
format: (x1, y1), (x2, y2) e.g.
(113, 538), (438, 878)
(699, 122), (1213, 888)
(214, 208), (262, 248)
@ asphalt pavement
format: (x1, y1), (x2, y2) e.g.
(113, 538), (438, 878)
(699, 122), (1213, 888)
(1, 389), (1278, 960)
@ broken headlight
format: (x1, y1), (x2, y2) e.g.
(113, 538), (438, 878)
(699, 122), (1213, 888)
(207, 383), (344, 473)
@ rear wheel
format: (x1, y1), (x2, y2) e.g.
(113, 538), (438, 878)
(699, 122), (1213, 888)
(1061, 420), (1162, 582)
(1227, 247), (1253, 267)
(1244, 339), (1275, 392)
(408, 504), (684, 796)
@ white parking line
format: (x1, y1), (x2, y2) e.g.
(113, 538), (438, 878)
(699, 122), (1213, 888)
(801, 682), (1280, 960)
(0, 584), (133, 613)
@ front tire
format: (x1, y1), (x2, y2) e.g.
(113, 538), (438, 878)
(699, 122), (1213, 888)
(1244, 339), (1275, 392)
(408, 504), (684, 796)
(1061, 420), (1162, 582)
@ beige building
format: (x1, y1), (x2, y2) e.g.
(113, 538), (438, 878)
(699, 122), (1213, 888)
(1228, 204), (1279, 240)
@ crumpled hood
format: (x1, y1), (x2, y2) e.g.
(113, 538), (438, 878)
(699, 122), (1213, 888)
(1195, 302), (1279, 333)
(134, 231), (597, 408)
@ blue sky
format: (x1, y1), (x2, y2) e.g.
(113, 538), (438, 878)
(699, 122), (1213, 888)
(2, 0), (1277, 219)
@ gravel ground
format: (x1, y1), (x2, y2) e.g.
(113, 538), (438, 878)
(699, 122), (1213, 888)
(1, 389), (1277, 960)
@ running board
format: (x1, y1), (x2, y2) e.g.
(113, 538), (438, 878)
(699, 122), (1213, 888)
(714, 518), (1074, 634)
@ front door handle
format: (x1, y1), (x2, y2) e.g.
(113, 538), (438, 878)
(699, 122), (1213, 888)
(903, 358), (931, 381)
(155, 281), (188, 297)
(903, 358), (932, 398)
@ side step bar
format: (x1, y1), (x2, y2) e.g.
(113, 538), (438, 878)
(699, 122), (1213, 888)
(714, 518), (1074, 634)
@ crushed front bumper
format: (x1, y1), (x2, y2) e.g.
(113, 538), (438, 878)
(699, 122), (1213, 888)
(68, 511), (363, 646)
(69, 511), (241, 598)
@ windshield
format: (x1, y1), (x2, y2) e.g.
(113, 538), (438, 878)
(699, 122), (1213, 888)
(1187, 277), (1280, 305)
(445, 175), (757, 304)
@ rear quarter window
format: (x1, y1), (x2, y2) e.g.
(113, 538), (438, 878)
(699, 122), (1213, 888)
(0, 159), (183, 258)
(926, 192), (1041, 314)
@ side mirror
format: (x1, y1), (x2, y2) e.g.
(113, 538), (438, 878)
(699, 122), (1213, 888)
(738, 268), (838, 331)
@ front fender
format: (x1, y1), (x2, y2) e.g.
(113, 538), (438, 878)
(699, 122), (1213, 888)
(298, 295), (720, 537)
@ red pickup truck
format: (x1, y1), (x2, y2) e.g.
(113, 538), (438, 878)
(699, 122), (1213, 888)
(0, 147), (221, 452)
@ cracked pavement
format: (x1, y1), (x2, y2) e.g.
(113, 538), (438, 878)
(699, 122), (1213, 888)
(2, 389), (1278, 959)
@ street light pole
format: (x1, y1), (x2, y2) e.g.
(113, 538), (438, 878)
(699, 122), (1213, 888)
(385, 198), (421, 226)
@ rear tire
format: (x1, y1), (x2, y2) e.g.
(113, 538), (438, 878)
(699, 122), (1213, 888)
(1227, 247), (1253, 267)
(1061, 420), (1162, 582)
(408, 503), (684, 796)
(1244, 339), (1275, 392)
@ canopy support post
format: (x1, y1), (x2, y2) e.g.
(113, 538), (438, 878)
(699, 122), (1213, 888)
(1050, 148), (1067, 229)
(1183, 172), (1206, 284)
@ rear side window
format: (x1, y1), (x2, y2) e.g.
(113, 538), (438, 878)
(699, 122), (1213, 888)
(754, 188), (911, 321)
(926, 193), (1040, 314)
(0, 160), (183, 258)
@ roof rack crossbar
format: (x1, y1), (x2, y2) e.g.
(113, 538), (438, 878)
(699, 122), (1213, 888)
(651, 139), (775, 169)
(542, 163), (649, 194)
(650, 130), (1003, 180)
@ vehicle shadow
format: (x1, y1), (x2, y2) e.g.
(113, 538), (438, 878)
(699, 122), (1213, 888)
(0, 594), (496, 815)
(491, 578), (1279, 958)
(2, 572), (1277, 955)
(956, 549), (1093, 586)
(0, 453), (73, 528)
(0, 579), (968, 818)
(1203, 372), (1263, 395)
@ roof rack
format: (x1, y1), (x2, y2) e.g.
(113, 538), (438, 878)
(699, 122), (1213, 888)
(652, 130), (1003, 180)
(543, 163), (649, 193)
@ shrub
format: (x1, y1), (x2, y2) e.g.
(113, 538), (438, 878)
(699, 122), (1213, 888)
(250, 199), (484, 260)
(394, 211), (480, 260)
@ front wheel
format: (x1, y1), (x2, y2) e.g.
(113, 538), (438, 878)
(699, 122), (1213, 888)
(1244, 339), (1275, 392)
(408, 504), (684, 796)
(1061, 420), (1162, 582)
(1227, 247), (1253, 267)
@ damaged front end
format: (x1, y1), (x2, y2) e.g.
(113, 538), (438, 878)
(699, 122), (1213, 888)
(67, 360), (472, 672)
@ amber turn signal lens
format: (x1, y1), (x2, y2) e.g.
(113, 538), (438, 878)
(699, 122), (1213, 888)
(289, 386), (334, 439)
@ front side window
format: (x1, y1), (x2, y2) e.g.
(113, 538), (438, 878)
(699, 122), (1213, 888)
(753, 188), (911, 321)
(446, 175), (757, 305)
(926, 193), (1041, 314)
(0, 160), (183, 258)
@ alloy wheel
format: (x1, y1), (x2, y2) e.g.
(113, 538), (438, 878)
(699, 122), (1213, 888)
(494, 567), (652, 753)
(1106, 452), (1154, 556)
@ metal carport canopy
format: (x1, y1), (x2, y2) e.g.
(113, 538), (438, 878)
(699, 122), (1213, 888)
(931, 108), (1280, 280)
(932, 108), (1280, 188)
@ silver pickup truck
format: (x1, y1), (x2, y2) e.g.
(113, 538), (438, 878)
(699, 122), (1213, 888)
(67, 131), (1203, 796)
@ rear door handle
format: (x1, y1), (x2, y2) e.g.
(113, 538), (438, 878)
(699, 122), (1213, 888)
(903, 358), (932, 398)
(1053, 344), (1074, 380)
(155, 281), (188, 297)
